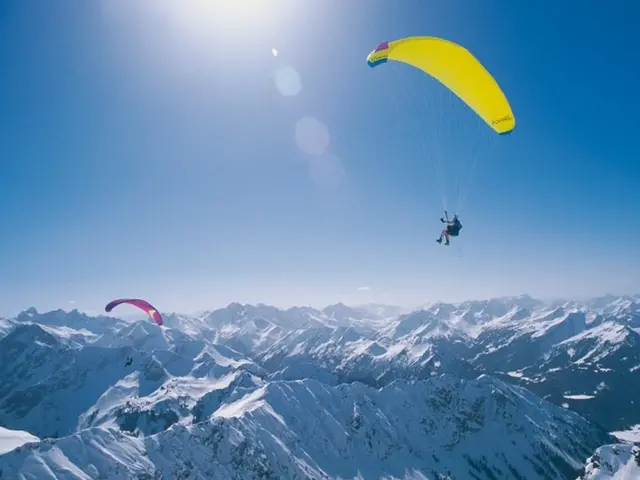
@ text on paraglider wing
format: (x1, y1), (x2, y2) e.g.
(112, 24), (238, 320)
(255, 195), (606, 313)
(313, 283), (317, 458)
(491, 115), (513, 125)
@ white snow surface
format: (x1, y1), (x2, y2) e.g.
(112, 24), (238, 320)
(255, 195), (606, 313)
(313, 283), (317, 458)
(0, 294), (638, 478)
(0, 375), (612, 479)
(579, 444), (640, 479)
(611, 425), (640, 443)
(0, 426), (39, 455)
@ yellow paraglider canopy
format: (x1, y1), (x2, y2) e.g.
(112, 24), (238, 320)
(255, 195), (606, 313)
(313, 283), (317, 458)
(367, 36), (515, 134)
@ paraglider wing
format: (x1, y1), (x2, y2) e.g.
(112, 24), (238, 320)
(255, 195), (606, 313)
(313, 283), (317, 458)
(105, 298), (163, 326)
(366, 36), (515, 134)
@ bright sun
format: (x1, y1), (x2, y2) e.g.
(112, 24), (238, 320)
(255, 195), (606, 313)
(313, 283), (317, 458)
(160, 0), (281, 33)
(102, 0), (296, 61)
(143, 0), (290, 59)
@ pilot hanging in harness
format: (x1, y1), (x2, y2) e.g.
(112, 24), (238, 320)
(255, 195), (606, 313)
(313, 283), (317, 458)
(436, 211), (462, 246)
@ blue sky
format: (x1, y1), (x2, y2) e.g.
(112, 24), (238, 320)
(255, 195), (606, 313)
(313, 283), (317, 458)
(1, 0), (638, 316)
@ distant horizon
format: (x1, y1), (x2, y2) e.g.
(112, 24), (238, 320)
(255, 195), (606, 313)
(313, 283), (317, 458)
(5, 290), (639, 320)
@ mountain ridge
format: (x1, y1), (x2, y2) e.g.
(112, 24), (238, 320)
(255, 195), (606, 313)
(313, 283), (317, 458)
(1, 294), (639, 479)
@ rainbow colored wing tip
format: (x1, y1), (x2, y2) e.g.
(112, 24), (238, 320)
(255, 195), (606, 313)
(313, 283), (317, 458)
(367, 41), (390, 68)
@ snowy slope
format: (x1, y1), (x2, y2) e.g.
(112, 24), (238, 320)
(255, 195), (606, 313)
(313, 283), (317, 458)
(579, 444), (640, 479)
(79, 368), (263, 435)
(0, 327), (153, 438)
(199, 302), (403, 355)
(611, 425), (640, 443)
(0, 322), (264, 439)
(467, 309), (640, 431)
(16, 307), (126, 338)
(0, 295), (638, 478)
(0, 375), (614, 479)
(0, 317), (15, 340)
(251, 297), (640, 429)
(259, 322), (476, 388)
(4, 295), (640, 431)
(0, 426), (39, 455)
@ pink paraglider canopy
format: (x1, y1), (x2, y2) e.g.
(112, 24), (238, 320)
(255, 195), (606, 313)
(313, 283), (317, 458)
(105, 298), (163, 326)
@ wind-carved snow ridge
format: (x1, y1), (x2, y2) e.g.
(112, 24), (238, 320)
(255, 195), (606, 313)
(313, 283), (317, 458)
(0, 294), (638, 478)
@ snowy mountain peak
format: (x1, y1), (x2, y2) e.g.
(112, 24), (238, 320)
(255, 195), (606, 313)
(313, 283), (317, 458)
(579, 443), (640, 479)
(1, 293), (639, 478)
(21, 307), (38, 317)
(323, 302), (365, 320)
(0, 374), (612, 479)
(1, 323), (62, 350)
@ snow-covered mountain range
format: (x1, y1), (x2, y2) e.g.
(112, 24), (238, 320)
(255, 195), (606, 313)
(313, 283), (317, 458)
(0, 294), (638, 479)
